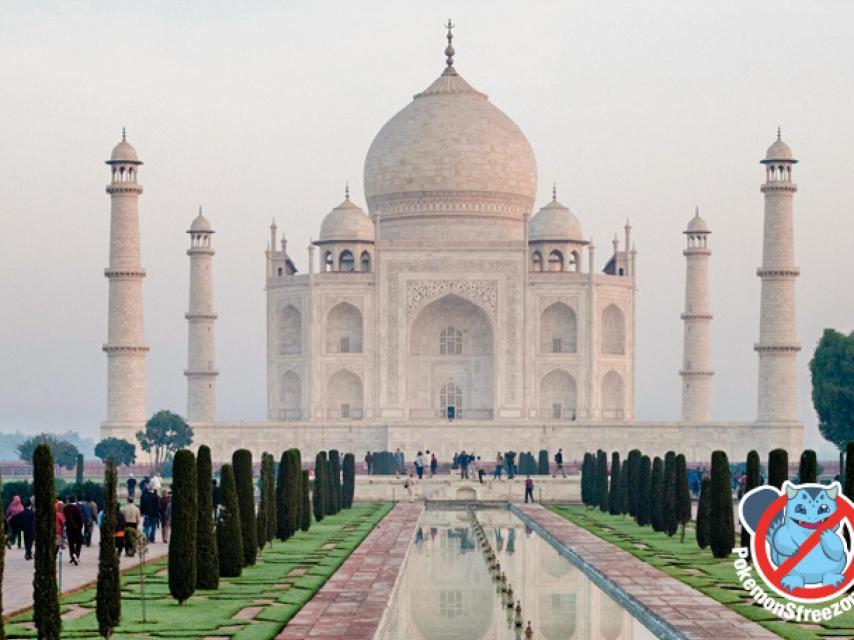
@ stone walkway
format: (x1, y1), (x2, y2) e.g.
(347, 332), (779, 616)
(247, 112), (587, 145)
(276, 502), (423, 640)
(514, 504), (779, 639)
(2, 526), (168, 616)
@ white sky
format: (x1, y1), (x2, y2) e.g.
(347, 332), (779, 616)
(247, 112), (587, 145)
(1, 1), (852, 457)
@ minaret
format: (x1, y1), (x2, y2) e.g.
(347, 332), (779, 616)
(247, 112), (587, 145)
(102, 129), (148, 441)
(680, 207), (713, 422)
(185, 207), (218, 422)
(756, 129), (800, 423)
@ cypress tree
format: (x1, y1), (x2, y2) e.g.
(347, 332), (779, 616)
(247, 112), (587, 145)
(620, 458), (631, 515)
(286, 449), (303, 535)
(608, 452), (621, 515)
(232, 449), (257, 566)
(342, 453), (355, 509)
(265, 453), (277, 544)
(276, 451), (288, 540)
(580, 453), (593, 506)
(696, 477), (711, 549)
(663, 451), (678, 536)
(845, 442), (854, 502)
(0, 475), (4, 638)
(741, 450), (761, 551)
(328, 450), (342, 514)
(636, 455), (652, 527)
(216, 464), (243, 577)
(169, 449), (197, 604)
(196, 445), (219, 589)
(255, 453), (271, 550)
(596, 450), (608, 512)
(76, 453), (85, 487)
(768, 448), (788, 489)
(33, 444), (60, 639)
(650, 457), (664, 531)
(627, 449), (641, 516)
(300, 470), (311, 531)
(97, 458), (120, 638)
(313, 452), (327, 521)
(709, 450), (735, 558)
(798, 449), (817, 484)
(675, 454), (692, 543)
(538, 449), (549, 475)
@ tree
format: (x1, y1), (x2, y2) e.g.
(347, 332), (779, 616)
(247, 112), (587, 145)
(75, 453), (85, 486)
(620, 458), (631, 515)
(845, 442), (854, 502)
(696, 477), (711, 549)
(635, 456), (652, 527)
(301, 470), (311, 531)
(33, 444), (61, 639)
(232, 449), (257, 566)
(768, 448), (788, 489)
(264, 453), (277, 545)
(342, 453), (355, 509)
(674, 454), (692, 543)
(169, 449), (197, 603)
(740, 450), (761, 553)
(810, 328), (854, 476)
(596, 450), (608, 512)
(95, 438), (136, 467)
(18, 433), (79, 470)
(276, 451), (288, 540)
(708, 450), (735, 559)
(136, 410), (193, 473)
(328, 450), (342, 515)
(608, 452), (621, 515)
(255, 454), (269, 550)
(663, 451), (677, 536)
(97, 459), (120, 637)
(538, 450), (549, 475)
(0, 474), (5, 640)
(313, 452), (328, 522)
(286, 449), (303, 535)
(798, 449), (817, 484)
(196, 445), (218, 590)
(652, 456), (668, 530)
(216, 464), (243, 578)
(626, 449), (641, 516)
(580, 453), (594, 506)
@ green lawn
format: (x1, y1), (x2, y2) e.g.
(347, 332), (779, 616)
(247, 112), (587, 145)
(6, 503), (392, 639)
(551, 505), (854, 640)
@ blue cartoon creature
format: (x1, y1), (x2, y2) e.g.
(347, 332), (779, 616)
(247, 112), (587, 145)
(741, 481), (848, 592)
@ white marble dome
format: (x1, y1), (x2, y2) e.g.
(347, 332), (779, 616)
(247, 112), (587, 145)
(319, 197), (375, 242)
(189, 210), (213, 232)
(763, 138), (796, 163)
(686, 211), (709, 233)
(109, 139), (140, 164)
(529, 197), (584, 242)
(363, 69), (537, 218)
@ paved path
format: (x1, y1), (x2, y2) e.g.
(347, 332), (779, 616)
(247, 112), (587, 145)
(514, 504), (779, 640)
(276, 502), (423, 640)
(2, 527), (168, 617)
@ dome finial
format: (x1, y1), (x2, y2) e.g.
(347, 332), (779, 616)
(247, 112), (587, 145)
(198, 204), (203, 216)
(345, 182), (350, 200)
(442, 19), (457, 76)
(122, 126), (126, 142)
(552, 182), (557, 201)
(777, 126), (782, 141)
(695, 205), (699, 217)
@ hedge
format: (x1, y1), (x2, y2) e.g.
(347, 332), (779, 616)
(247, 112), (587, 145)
(595, 450), (608, 512)
(313, 452), (328, 522)
(537, 449), (549, 475)
(650, 456), (664, 531)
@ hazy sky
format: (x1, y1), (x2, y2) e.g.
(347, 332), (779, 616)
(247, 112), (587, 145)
(1, 1), (852, 456)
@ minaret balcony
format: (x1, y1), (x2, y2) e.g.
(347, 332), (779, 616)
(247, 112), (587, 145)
(104, 268), (146, 279)
(106, 184), (144, 195)
(679, 369), (714, 377)
(680, 312), (713, 321)
(754, 343), (801, 353)
(756, 267), (800, 278)
(103, 344), (149, 354)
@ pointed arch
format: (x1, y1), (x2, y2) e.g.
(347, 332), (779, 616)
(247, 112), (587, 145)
(339, 249), (355, 272)
(601, 304), (625, 355)
(548, 249), (564, 272)
(532, 251), (543, 272)
(539, 369), (577, 420)
(540, 302), (577, 353)
(279, 304), (301, 355)
(326, 369), (363, 419)
(326, 302), (363, 353)
(601, 370), (624, 419)
(280, 370), (302, 420)
(360, 250), (372, 272)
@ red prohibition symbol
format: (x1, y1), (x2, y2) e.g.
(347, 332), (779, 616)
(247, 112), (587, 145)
(752, 494), (854, 602)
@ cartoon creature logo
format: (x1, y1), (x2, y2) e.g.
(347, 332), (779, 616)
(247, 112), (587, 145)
(740, 481), (854, 600)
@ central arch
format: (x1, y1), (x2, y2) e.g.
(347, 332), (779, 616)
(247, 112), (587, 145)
(407, 294), (494, 420)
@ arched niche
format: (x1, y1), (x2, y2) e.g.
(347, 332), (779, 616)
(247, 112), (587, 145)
(601, 304), (625, 355)
(539, 369), (577, 420)
(326, 369), (363, 419)
(326, 302), (363, 353)
(540, 302), (578, 354)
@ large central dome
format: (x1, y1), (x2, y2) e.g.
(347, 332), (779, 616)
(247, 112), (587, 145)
(363, 45), (537, 238)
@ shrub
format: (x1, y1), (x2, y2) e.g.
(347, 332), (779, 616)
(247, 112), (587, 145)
(580, 453), (594, 506)
(169, 449), (197, 603)
(596, 450), (608, 512)
(33, 444), (60, 639)
(741, 450), (761, 551)
(301, 470), (311, 531)
(675, 454), (692, 542)
(76, 453), (85, 486)
(342, 453), (355, 509)
(264, 452), (277, 544)
(636, 455), (652, 527)
(696, 477), (711, 549)
(620, 458), (630, 515)
(328, 450), (342, 515)
(768, 448), (788, 489)
(216, 464), (243, 578)
(232, 449), (257, 566)
(799, 449), (817, 484)
(276, 451), (288, 540)
(285, 449), (303, 536)
(650, 456), (664, 531)
(608, 452), (621, 515)
(627, 449), (641, 516)
(97, 458), (120, 638)
(663, 451), (677, 536)
(709, 450), (735, 558)
(538, 449), (549, 475)
(196, 445), (219, 589)
(313, 452), (328, 522)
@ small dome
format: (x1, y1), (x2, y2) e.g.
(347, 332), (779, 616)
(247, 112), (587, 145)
(686, 210), (709, 233)
(762, 130), (796, 164)
(319, 198), (374, 243)
(109, 138), (141, 164)
(189, 210), (213, 233)
(529, 198), (584, 242)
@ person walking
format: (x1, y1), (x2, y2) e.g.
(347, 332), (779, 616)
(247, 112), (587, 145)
(151, 472), (162, 493)
(364, 451), (374, 475)
(6, 495), (24, 549)
(494, 452), (504, 479)
(126, 473), (137, 500)
(476, 457), (485, 483)
(460, 452), (469, 480)
(524, 476), (535, 503)
(54, 499), (66, 552)
(405, 474), (417, 502)
(141, 486), (159, 542)
(159, 490), (172, 543)
(18, 500), (35, 560)
(80, 495), (93, 546)
(211, 479), (220, 518)
(430, 452), (438, 478)
(554, 448), (566, 478)
(415, 451), (425, 480)
(85, 498), (98, 546)
(120, 497), (141, 555)
(394, 448), (404, 479)
(63, 496), (84, 565)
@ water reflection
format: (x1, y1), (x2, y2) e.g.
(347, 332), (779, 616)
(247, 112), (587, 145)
(378, 509), (655, 640)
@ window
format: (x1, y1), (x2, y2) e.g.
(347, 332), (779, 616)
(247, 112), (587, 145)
(340, 403), (350, 419)
(548, 250), (564, 272)
(552, 338), (562, 353)
(440, 326), (463, 355)
(602, 304), (626, 355)
(340, 337), (350, 353)
(339, 250), (355, 272)
(324, 251), (333, 272)
(532, 251), (543, 272)
(552, 403), (562, 419)
(277, 267), (283, 276)
(360, 250), (371, 272)
(440, 382), (463, 419)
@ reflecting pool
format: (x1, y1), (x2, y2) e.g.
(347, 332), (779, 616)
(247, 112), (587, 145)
(377, 508), (656, 640)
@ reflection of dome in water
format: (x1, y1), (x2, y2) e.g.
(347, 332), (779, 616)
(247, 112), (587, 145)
(600, 595), (627, 640)
(409, 586), (493, 640)
(539, 592), (577, 640)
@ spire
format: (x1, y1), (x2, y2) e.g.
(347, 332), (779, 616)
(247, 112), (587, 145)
(122, 126), (126, 142)
(198, 204), (203, 216)
(442, 19), (457, 76)
(345, 182), (350, 201)
(552, 182), (557, 201)
(777, 126), (782, 141)
(695, 205), (700, 217)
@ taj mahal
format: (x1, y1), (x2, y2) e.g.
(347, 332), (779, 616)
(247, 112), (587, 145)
(100, 26), (803, 463)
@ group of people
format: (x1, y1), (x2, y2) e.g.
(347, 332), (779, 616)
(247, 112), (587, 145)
(5, 494), (98, 565)
(120, 473), (172, 551)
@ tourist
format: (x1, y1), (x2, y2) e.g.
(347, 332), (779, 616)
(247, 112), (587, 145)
(79, 494), (93, 546)
(140, 475), (150, 495)
(54, 499), (66, 551)
(19, 500), (35, 560)
(415, 451), (425, 479)
(424, 450), (432, 478)
(121, 496), (141, 534)
(394, 448), (404, 478)
(459, 451), (470, 480)
(506, 452), (517, 479)
(364, 451), (374, 475)
(430, 452), (438, 478)
(151, 472), (162, 492)
(211, 479), (220, 518)
(524, 476), (535, 503)
(126, 473), (137, 500)
(141, 486), (160, 542)
(554, 448), (566, 478)
(476, 457), (485, 483)
(160, 490), (172, 543)
(84, 498), (98, 546)
(494, 452), (504, 479)
(405, 473), (417, 502)
(63, 496), (84, 565)
(6, 495), (24, 549)
(113, 505), (127, 559)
